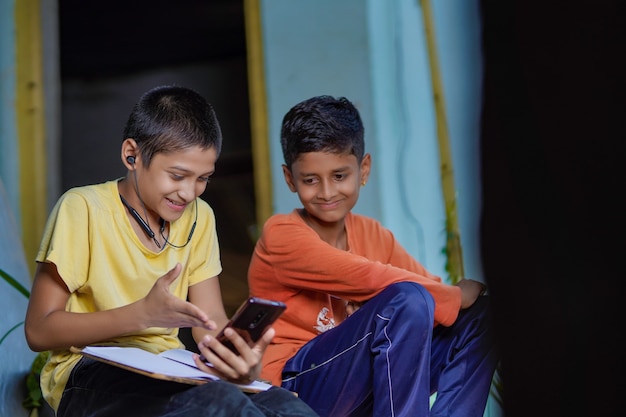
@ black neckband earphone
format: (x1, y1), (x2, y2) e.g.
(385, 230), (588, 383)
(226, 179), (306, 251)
(122, 155), (198, 249)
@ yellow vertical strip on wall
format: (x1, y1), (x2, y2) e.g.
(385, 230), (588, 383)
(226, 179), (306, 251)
(15, 0), (47, 274)
(243, 0), (273, 236)
(419, 0), (464, 283)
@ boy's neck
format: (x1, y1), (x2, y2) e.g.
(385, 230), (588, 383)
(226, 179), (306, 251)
(118, 178), (166, 251)
(299, 209), (348, 251)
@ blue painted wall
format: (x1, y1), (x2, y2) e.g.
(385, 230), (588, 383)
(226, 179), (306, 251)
(0, 3), (35, 415)
(0, 180), (36, 417)
(0, 0), (21, 226)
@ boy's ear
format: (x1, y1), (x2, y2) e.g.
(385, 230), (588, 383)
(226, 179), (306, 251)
(121, 138), (139, 169)
(360, 153), (372, 185)
(282, 164), (297, 193)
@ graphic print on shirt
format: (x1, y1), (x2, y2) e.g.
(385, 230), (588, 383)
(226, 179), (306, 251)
(313, 306), (336, 333)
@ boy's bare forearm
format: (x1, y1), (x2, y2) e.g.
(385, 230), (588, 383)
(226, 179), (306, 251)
(25, 263), (216, 352)
(25, 301), (147, 352)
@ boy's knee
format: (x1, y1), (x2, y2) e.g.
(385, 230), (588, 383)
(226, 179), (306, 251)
(383, 282), (434, 305)
(185, 381), (249, 409)
(377, 282), (435, 322)
(252, 387), (316, 414)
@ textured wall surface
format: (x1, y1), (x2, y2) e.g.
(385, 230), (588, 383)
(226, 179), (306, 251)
(0, 180), (36, 417)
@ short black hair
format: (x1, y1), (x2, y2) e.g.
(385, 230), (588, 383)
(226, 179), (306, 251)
(123, 85), (222, 167)
(280, 95), (364, 169)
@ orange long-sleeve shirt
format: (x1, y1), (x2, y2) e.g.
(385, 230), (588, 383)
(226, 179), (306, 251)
(247, 210), (462, 385)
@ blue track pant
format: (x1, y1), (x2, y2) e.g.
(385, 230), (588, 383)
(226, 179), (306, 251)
(281, 282), (497, 417)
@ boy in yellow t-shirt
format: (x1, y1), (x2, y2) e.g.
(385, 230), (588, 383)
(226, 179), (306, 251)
(25, 85), (318, 417)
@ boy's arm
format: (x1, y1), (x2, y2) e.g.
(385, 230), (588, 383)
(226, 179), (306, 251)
(187, 278), (272, 384)
(255, 218), (462, 326)
(187, 277), (229, 342)
(24, 262), (215, 352)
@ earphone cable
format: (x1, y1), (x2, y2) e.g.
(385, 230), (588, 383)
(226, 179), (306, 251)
(124, 170), (197, 249)
(132, 170), (162, 248)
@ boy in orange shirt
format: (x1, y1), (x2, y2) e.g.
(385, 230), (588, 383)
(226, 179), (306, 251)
(248, 95), (497, 416)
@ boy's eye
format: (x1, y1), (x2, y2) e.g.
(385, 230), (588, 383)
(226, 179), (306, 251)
(334, 173), (346, 181)
(171, 174), (184, 181)
(199, 176), (211, 183)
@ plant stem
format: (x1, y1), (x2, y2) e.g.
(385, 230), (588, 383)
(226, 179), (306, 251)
(419, 0), (465, 283)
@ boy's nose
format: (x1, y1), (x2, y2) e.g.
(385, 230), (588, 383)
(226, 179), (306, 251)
(317, 180), (335, 200)
(179, 181), (197, 202)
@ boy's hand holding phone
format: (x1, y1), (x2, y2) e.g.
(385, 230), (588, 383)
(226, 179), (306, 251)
(193, 297), (286, 384)
(194, 326), (275, 384)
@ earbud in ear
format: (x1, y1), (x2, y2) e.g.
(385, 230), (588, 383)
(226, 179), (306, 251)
(127, 156), (135, 165)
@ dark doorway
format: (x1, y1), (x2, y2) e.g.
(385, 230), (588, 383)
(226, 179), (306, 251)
(59, 0), (255, 316)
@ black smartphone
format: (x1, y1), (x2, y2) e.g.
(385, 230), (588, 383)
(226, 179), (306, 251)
(216, 297), (286, 354)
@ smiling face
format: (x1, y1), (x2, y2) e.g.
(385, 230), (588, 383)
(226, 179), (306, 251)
(142, 146), (217, 222)
(121, 142), (218, 225)
(283, 150), (371, 231)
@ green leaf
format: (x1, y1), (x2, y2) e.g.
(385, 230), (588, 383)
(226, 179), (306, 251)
(0, 267), (29, 346)
(489, 361), (504, 406)
(22, 351), (49, 410)
(0, 321), (25, 345)
(0, 268), (31, 298)
(0, 268), (48, 411)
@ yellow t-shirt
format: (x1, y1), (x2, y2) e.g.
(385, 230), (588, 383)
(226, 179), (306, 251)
(37, 179), (222, 411)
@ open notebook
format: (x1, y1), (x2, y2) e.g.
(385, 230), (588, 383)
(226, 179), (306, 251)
(71, 346), (273, 393)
